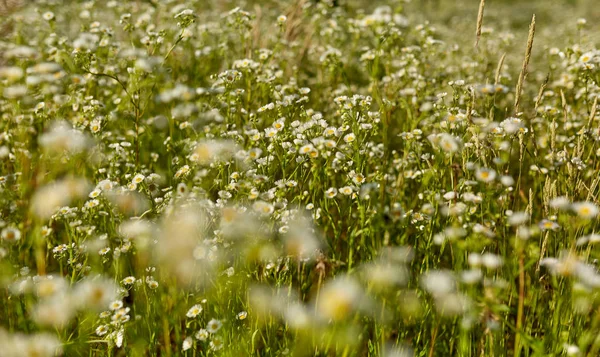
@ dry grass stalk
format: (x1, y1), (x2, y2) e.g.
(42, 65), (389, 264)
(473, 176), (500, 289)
(534, 73), (549, 112)
(587, 96), (598, 128)
(494, 53), (506, 85)
(475, 0), (485, 47)
(514, 14), (536, 114)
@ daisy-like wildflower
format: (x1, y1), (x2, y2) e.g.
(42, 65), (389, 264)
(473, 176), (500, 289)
(147, 279), (159, 289)
(252, 200), (275, 215)
(73, 277), (119, 311)
(539, 219), (560, 231)
(500, 117), (526, 134)
(572, 202), (599, 219)
(500, 175), (515, 186)
(176, 183), (188, 196)
(84, 199), (100, 209)
(283, 214), (321, 260)
(517, 225), (534, 240)
(34, 275), (67, 298)
(1, 332), (63, 357)
(121, 276), (136, 285)
(42, 11), (55, 21)
(343, 133), (356, 143)
(39, 121), (91, 154)
(112, 329), (125, 348)
(283, 303), (312, 329)
(421, 270), (456, 297)
(475, 168), (497, 183)
(237, 311), (248, 320)
(96, 325), (109, 336)
(437, 133), (460, 153)
(351, 172), (366, 185)
(1, 227), (21, 243)
(186, 304), (203, 318)
(97, 180), (114, 192)
(182, 337), (193, 351)
(299, 144), (315, 155)
(324, 127), (337, 136)
(307, 149), (319, 158)
(508, 211), (529, 226)
(0, 66), (24, 81)
(339, 186), (353, 195)
(273, 119), (285, 131)
(32, 296), (76, 328)
(481, 253), (504, 269)
(461, 269), (483, 284)
(195, 329), (209, 341)
(109, 300), (123, 311)
(316, 276), (366, 322)
(132, 174), (145, 184)
(264, 127), (278, 138)
(210, 336), (224, 350)
(563, 344), (580, 356)
(435, 292), (471, 316)
(206, 318), (222, 333)
(325, 187), (338, 199)
(31, 177), (91, 219)
(550, 196), (571, 210)
(90, 120), (102, 134)
(192, 139), (237, 165)
(579, 52), (595, 64)
(174, 165), (191, 179)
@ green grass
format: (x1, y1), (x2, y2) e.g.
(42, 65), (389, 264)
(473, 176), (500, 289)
(1, 0), (600, 356)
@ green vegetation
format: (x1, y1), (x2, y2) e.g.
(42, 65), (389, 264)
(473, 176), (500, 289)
(1, 0), (600, 355)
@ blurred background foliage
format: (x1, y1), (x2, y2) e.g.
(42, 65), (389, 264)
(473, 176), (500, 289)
(2, 0), (599, 44)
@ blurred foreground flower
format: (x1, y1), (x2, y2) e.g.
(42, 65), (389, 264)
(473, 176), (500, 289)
(282, 212), (323, 261)
(0, 329), (63, 357)
(155, 205), (216, 288)
(30, 177), (91, 220)
(72, 276), (120, 311)
(39, 121), (92, 155)
(190, 139), (238, 165)
(315, 275), (370, 322)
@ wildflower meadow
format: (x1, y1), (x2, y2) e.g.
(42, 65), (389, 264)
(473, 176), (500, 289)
(2, 0), (600, 355)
